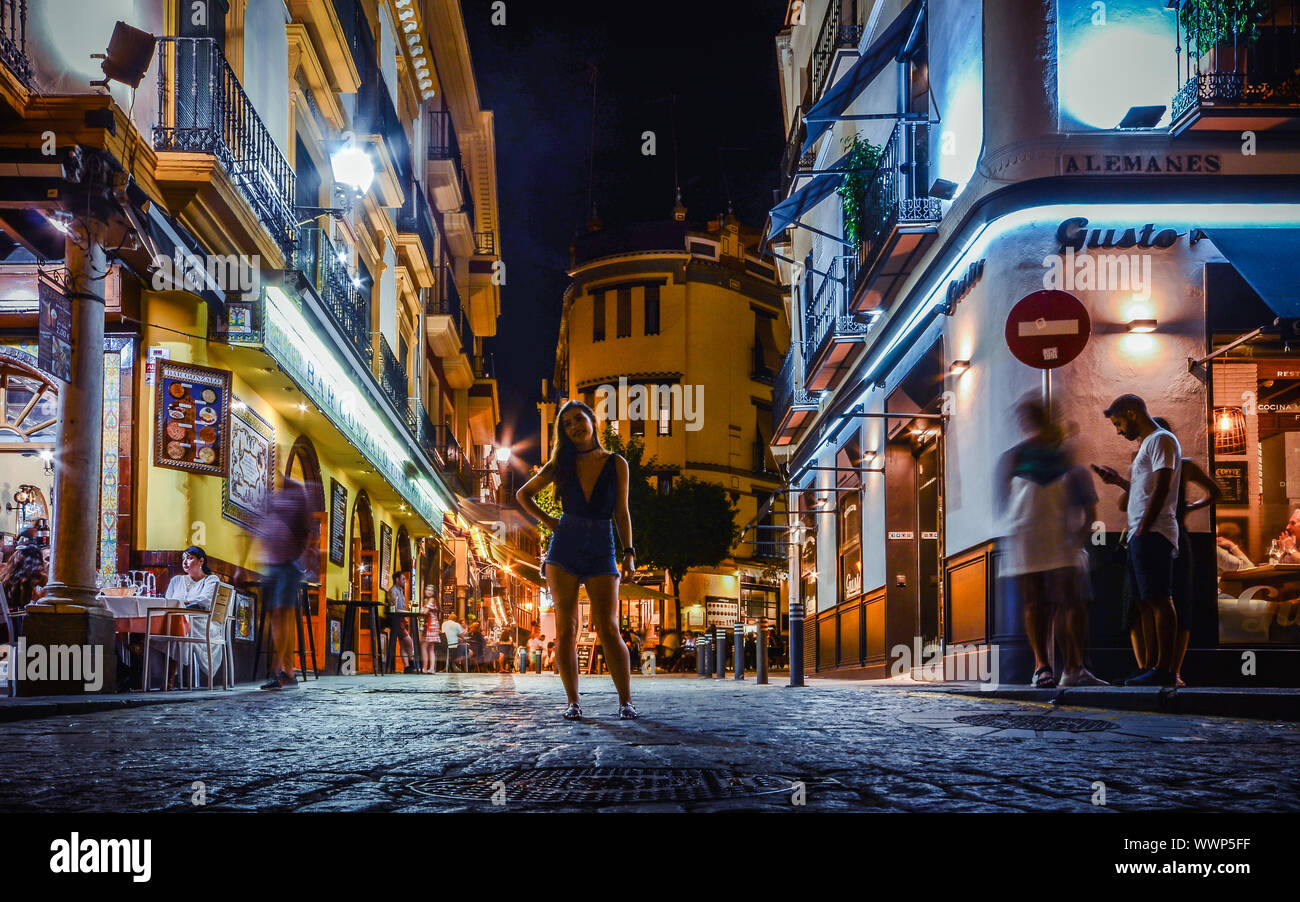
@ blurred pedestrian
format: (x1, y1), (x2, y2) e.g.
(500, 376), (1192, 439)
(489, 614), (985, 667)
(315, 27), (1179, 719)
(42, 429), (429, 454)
(258, 479), (309, 690)
(420, 605), (440, 673)
(998, 398), (1105, 687)
(1097, 394), (1181, 687)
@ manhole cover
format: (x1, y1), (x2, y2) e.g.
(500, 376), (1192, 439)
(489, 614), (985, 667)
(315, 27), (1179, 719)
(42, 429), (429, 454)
(954, 714), (1116, 733)
(407, 767), (795, 804)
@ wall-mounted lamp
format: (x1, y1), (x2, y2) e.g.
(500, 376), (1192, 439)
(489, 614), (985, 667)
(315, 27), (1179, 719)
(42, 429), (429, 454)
(929, 178), (959, 200)
(38, 449), (54, 475)
(1126, 319), (1157, 333)
(91, 21), (157, 90)
(949, 359), (971, 375)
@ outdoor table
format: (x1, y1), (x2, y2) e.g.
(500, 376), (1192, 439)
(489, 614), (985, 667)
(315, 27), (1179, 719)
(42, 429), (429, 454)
(1219, 563), (1300, 588)
(101, 594), (187, 635)
(385, 610), (424, 673)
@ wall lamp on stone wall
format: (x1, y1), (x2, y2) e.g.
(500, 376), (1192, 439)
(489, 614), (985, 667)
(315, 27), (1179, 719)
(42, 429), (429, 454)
(1126, 319), (1157, 333)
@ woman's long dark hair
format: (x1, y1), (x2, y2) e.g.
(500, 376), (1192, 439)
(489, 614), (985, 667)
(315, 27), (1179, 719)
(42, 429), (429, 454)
(549, 400), (601, 495)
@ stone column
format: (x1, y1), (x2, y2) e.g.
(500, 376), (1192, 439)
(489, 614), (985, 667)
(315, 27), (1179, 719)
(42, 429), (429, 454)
(21, 219), (117, 695)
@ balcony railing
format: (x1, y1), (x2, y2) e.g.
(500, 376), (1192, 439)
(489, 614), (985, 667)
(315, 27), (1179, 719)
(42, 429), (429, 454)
(154, 37), (297, 256)
(427, 108), (476, 226)
(397, 184), (437, 265)
(432, 423), (472, 496)
(848, 120), (942, 302)
(474, 232), (497, 256)
(1171, 1), (1300, 125)
(358, 60), (412, 190)
(773, 346), (822, 445)
(804, 255), (869, 376)
(0, 0), (33, 88)
(294, 226), (372, 364)
(472, 352), (495, 380)
(373, 332), (408, 417)
(780, 105), (818, 191)
(809, 1), (861, 104)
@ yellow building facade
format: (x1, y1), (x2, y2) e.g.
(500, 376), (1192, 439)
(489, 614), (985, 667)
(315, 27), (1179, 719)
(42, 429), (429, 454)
(0, 0), (510, 684)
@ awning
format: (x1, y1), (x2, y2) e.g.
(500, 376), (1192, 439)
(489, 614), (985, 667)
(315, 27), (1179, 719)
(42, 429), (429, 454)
(801, 0), (926, 157)
(765, 151), (852, 245)
(1200, 228), (1300, 318)
(116, 190), (228, 320)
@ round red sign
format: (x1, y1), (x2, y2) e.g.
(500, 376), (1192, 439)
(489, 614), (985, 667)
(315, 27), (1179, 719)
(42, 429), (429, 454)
(1004, 290), (1092, 370)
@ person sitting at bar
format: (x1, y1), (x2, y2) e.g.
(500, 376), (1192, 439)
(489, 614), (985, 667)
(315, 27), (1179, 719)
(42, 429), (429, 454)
(1216, 523), (1253, 575)
(155, 546), (220, 689)
(1272, 510), (1300, 563)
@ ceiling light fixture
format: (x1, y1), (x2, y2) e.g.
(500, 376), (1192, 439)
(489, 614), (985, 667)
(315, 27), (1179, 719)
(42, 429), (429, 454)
(1126, 319), (1157, 333)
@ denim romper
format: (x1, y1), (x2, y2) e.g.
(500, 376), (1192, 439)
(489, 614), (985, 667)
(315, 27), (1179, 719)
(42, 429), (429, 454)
(545, 454), (619, 579)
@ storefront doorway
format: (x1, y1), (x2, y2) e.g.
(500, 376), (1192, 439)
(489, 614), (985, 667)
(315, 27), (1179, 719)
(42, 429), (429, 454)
(349, 490), (376, 601)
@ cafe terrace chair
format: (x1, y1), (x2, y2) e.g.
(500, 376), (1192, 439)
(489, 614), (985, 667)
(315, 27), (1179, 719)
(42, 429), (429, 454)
(0, 585), (24, 697)
(144, 582), (235, 691)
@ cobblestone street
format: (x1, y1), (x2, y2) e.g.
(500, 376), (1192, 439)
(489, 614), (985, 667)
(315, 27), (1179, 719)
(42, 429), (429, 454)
(1, 674), (1297, 813)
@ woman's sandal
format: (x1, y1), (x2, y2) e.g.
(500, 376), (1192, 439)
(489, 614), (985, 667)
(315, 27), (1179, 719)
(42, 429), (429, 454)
(1031, 665), (1057, 689)
(562, 703), (582, 721)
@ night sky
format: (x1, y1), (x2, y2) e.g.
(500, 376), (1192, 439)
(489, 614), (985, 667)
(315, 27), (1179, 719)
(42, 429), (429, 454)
(462, 0), (789, 466)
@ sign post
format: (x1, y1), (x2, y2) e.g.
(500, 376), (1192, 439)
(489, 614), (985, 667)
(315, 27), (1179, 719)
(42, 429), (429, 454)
(1004, 289), (1092, 413)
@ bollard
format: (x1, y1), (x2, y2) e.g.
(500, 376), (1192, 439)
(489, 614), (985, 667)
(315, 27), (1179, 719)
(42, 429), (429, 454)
(715, 627), (727, 679)
(788, 599), (804, 687)
(696, 636), (708, 677)
(733, 621), (744, 680)
(757, 618), (768, 684)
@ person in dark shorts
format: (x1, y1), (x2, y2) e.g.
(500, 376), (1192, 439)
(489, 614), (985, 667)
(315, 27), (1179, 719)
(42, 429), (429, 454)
(258, 479), (309, 690)
(1098, 417), (1219, 687)
(1095, 395), (1182, 687)
(516, 400), (639, 721)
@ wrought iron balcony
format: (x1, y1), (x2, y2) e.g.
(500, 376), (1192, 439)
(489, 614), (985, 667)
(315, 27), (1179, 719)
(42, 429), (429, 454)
(427, 108), (461, 162)
(427, 108), (476, 226)
(1170, 1), (1300, 132)
(154, 37), (297, 256)
(357, 60), (412, 190)
(294, 227), (372, 365)
(373, 332), (409, 418)
(804, 255), (871, 391)
(474, 232), (497, 256)
(397, 184), (437, 266)
(432, 422), (472, 496)
(848, 120), (943, 312)
(772, 347), (822, 447)
(810, 0), (861, 105)
(0, 0), (33, 88)
(408, 398), (437, 454)
(424, 261), (469, 359)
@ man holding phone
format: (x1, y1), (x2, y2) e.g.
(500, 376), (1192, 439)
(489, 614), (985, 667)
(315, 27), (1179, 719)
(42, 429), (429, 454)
(1096, 394), (1182, 687)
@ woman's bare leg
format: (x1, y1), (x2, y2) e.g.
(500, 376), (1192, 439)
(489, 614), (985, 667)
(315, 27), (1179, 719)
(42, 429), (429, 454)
(586, 574), (631, 705)
(547, 564), (582, 705)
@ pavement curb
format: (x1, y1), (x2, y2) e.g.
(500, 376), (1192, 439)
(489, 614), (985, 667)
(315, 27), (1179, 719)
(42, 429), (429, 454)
(0, 685), (269, 723)
(907, 685), (1300, 722)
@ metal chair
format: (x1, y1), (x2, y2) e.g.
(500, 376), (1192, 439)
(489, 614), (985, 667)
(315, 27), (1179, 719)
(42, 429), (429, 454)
(0, 586), (25, 697)
(143, 583), (235, 691)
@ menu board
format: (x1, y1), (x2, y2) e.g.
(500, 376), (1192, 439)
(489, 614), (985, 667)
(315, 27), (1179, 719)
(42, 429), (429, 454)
(1214, 462), (1248, 505)
(576, 631), (599, 674)
(329, 479), (347, 566)
(154, 361), (232, 476)
(379, 522), (393, 592)
(223, 398), (274, 529)
(38, 280), (72, 382)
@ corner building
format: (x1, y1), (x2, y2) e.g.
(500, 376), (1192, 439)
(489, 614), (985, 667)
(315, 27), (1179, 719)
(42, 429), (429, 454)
(770, 0), (1300, 683)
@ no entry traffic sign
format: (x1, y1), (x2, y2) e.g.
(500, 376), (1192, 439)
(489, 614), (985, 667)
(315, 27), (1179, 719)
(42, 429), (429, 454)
(1004, 290), (1091, 370)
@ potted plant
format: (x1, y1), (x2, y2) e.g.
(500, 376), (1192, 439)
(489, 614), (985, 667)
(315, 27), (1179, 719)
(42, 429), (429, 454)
(836, 132), (885, 250)
(1179, 0), (1272, 75)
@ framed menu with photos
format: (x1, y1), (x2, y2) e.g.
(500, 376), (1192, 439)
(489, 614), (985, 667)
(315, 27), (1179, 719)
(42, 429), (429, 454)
(154, 361), (232, 476)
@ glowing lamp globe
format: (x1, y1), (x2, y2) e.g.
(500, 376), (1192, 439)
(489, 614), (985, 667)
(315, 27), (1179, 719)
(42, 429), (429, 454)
(331, 145), (375, 194)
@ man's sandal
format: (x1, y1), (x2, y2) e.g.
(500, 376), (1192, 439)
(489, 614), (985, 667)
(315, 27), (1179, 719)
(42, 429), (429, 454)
(1031, 666), (1057, 688)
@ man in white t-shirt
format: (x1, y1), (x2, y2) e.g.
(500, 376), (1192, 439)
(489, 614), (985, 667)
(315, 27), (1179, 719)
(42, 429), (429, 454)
(442, 617), (466, 672)
(1102, 393), (1182, 687)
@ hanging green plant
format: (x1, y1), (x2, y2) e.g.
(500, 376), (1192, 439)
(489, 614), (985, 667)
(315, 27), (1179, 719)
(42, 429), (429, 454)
(1178, 0), (1270, 57)
(836, 133), (884, 250)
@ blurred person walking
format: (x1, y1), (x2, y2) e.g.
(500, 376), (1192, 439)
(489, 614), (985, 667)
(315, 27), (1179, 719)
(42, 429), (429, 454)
(258, 479), (310, 690)
(1096, 395), (1182, 687)
(997, 398), (1105, 688)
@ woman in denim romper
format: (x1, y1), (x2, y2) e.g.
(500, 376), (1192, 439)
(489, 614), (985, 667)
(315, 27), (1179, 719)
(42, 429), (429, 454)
(516, 401), (638, 721)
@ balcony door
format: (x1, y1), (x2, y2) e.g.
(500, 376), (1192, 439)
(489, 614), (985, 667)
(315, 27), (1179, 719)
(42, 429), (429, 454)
(172, 0), (227, 136)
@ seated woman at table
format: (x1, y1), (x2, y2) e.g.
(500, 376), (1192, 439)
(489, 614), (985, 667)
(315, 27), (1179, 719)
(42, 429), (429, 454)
(1, 543), (47, 610)
(158, 546), (220, 688)
(1217, 523), (1254, 576)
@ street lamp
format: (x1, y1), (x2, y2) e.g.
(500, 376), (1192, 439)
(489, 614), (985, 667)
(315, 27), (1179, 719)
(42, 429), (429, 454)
(494, 446), (511, 465)
(331, 132), (375, 196)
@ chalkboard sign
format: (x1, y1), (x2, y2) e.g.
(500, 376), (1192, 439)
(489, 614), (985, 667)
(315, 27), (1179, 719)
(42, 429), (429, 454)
(379, 522), (393, 591)
(329, 479), (347, 565)
(1214, 462), (1248, 505)
(576, 642), (597, 674)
